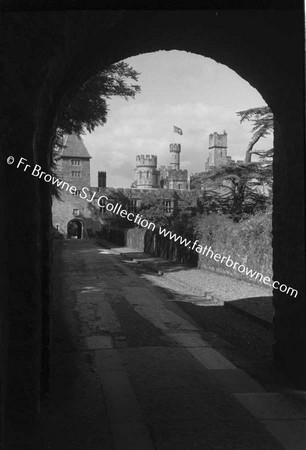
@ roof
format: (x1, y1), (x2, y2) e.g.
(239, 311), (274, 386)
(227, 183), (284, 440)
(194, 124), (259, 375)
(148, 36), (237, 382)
(60, 134), (91, 159)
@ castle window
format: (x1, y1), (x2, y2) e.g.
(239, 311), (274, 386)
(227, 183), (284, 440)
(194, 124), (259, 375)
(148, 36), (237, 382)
(128, 199), (138, 214)
(71, 171), (81, 177)
(72, 189), (81, 196)
(73, 209), (80, 216)
(71, 159), (81, 166)
(163, 200), (172, 214)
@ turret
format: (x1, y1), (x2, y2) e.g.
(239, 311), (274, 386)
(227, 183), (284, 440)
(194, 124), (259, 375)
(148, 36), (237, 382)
(169, 143), (181, 170)
(134, 154), (159, 188)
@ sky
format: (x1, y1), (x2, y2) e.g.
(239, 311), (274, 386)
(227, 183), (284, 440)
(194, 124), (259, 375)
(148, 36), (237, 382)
(83, 50), (273, 188)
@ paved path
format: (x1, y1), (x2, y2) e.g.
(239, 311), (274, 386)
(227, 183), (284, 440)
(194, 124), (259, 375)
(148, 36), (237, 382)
(42, 240), (305, 450)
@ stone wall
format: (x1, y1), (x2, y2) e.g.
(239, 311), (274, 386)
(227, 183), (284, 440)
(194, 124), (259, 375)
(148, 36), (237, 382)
(52, 187), (181, 238)
(125, 227), (198, 266)
(124, 213), (272, 284)
(125, 227), (146, 251)
(52, 191), (100, 237)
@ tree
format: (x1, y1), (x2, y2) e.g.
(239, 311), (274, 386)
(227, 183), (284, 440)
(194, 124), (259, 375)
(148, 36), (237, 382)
(55, 61), (141, 143)
(236, 106), (274, 163)
(51, 62), (140, 196)
(204, 162), (273, 221)
(171, 190), (202, 234)
(190, 171), (213, 191)
(138, 190), (201, 231)
(138, 192), (174, 228)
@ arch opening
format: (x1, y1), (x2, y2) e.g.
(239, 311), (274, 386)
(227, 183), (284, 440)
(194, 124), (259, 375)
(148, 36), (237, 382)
(49, 13), (301, 387)
(1, 11), (304, 440)
(67, 219), (83, 239)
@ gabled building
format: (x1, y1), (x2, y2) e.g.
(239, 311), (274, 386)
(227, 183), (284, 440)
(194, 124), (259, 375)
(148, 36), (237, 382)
(54, 133), (91, 190)
(52, 134), (93, 238)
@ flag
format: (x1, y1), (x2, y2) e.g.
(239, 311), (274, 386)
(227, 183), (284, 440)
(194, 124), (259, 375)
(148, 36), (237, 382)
(173, 126), (183, 135)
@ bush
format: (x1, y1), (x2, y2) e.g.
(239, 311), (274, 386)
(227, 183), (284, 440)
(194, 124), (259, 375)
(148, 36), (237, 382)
(196, 211), (272, 281)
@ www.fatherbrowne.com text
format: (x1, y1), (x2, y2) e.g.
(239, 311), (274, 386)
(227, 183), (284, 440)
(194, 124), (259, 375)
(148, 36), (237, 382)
(8, 155), (298, 298)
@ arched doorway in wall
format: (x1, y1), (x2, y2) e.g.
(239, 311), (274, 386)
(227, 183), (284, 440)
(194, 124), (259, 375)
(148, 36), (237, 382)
(67, 219), (83, 239)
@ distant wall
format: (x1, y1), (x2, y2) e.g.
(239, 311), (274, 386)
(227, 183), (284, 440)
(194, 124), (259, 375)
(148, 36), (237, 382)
(124, 227), (198, 267)
(120, 212), (272, 284)
(108, 228), (126, 246)
(125, 228), (146, 251)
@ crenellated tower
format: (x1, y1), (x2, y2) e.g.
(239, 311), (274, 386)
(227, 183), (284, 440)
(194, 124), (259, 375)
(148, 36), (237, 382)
(205, 131), (232, 171)
(169, 143), (181, 171)
(134, 154), (160, 188)
(209, 130), (227, 151)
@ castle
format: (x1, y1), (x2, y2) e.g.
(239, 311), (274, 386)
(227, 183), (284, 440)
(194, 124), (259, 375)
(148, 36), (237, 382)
(52, 130), (258, 239)
(132, 143), (189, 189)
(52, 134), (181, 239)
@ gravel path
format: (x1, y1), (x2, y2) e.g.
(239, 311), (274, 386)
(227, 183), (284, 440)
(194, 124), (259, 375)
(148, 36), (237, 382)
(161, 267), (271, 302)
(102, 241), (272, 303)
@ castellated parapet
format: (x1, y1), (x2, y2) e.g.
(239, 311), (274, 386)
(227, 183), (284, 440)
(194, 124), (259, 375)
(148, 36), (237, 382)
(136, 154), (158, 168)
(169, 143), (181, 153)
(209, 131), (227, 149)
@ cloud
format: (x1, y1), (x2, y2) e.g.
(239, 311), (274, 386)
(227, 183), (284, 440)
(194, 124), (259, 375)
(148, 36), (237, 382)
(83, 51), (273, 188)
(84, 100), (273, 187)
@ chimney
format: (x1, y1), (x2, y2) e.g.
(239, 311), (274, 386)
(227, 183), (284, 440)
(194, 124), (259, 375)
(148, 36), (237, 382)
(98, 171), (106, 188)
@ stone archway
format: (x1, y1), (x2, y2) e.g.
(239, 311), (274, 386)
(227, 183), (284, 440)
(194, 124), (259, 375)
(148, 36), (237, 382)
(1, 6), (304, 442)
(67, 219), (83, 239)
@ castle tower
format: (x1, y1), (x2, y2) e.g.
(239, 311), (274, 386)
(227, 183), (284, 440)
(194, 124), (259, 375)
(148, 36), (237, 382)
(205, 131), (230, 171)
(134, 154), (160, 188)
(169, 143), (181, 171)
(98, 171), (107, 188)
(209, 130), (227, 151)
